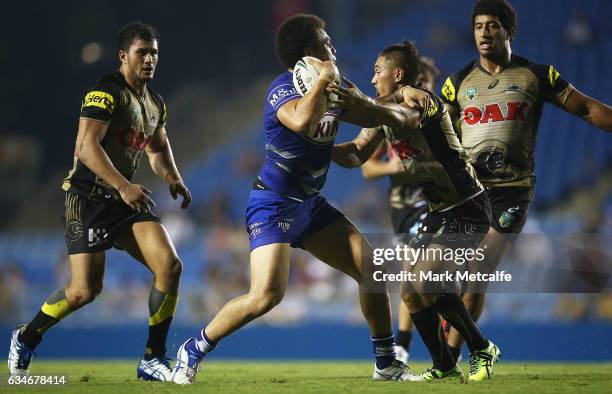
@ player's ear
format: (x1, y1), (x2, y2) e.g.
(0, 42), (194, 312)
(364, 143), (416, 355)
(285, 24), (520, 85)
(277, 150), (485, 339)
(394, 68), (404, 83)
(119, 49), (127, 63)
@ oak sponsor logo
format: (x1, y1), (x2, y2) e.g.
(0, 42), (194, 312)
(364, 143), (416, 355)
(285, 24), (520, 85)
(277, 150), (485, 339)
(82, 91), (116, 113)
(391, 139), (423, 160)
(463, 101), (530, 125)
(117, 128), (152, 151)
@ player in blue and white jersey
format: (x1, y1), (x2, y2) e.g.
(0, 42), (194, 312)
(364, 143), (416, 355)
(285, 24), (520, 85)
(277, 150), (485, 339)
(171, 14), (419, 384)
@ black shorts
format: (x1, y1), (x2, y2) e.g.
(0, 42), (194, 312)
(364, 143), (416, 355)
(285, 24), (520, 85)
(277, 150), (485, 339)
(391, 205), (428, 234)
(487, 186), (533, 234)
(409, 191), (492, 250)
(61, 191), (160, 255)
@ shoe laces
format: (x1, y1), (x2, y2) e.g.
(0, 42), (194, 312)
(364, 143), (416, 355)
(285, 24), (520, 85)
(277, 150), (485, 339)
(469, 351), (492, 374)
(16, 343), (36, 370)
(149, 357), (172, 371)
(420, 367), (439, 379)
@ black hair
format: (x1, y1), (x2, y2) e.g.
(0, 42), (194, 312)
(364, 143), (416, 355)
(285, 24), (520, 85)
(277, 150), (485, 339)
(118, 21), (160, 51)
(275, 14), (325, 69)
(418, 56), (440, 85)
(471, 0), (517, 40)
(379, 40), (420, 86)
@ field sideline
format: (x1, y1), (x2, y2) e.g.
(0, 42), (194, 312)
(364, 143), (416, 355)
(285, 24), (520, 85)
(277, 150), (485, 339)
(1, 360), (610, 393)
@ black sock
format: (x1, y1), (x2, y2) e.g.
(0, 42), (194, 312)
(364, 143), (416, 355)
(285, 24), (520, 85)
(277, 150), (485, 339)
(449, 345), (462, 362)
(19, 311), (58, 349)
(145, 318), (172, 360)
(396, 330), (412, 351)
(145, 288), (178, 359)
(410, 305), (455, 371)
(435, 294), (488, 352)
(19, 288), (74, 350)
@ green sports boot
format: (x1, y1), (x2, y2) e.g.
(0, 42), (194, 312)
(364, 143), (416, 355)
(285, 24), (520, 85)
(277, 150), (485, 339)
(468, 341), (501, 382)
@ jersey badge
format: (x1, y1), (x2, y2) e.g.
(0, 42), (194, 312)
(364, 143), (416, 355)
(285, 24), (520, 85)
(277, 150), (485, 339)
(441, 77), (456, 102)
(498, 206), (520, 228)
(466, 87), (479, 101)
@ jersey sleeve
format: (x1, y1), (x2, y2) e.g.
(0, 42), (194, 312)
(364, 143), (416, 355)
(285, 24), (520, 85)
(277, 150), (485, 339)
(80, 81), (122, 123)
(421, 90), (444, 127)
(267, 73), (301, 113)
(440, 74), (460, 111)
(151, 91), (167, 129)
(531, 63), (572, 106)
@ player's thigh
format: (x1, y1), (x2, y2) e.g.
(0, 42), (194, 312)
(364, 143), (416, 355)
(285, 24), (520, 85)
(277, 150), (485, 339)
(410, 242), (461, 295)
(302, 216), (370, 282)
(475, 226), (513, 274)
(67, 252), (105, 290)
(115, 220), (179, 274)
(249, 243), (291, 297)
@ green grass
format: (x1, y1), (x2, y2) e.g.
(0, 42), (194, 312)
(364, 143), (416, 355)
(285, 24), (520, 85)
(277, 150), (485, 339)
(2, 360), (611, 393)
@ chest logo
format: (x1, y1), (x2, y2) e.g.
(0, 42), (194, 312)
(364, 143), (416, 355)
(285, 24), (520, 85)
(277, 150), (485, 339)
(391, 140), (423, 160)
(463, 101), (530, 125)
(118, 128), (152, 151)
(466, 87), (479, 101)
(488, 79), (499, 89)
(304, 112), (339, 144)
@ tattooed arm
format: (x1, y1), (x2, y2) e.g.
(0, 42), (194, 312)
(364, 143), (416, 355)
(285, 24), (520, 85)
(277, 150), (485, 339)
(332, 127), (386, 168)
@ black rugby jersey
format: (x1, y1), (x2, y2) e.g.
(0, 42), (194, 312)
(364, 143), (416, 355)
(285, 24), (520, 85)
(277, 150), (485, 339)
(441, 54), (572, 188)
(62, 72), (166, 199)
(379, 89), (483, 212)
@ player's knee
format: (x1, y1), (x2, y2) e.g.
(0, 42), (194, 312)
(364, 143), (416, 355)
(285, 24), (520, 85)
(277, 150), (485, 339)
(156, 254), (183, 282)
(400, 291), (421, 312)
(249, 290), (284, 316)
(68, 284), (102, 307)
(462, 292), (484, 314)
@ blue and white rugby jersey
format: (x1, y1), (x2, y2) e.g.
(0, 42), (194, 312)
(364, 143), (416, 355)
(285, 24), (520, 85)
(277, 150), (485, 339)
(257, 71), (341, 201)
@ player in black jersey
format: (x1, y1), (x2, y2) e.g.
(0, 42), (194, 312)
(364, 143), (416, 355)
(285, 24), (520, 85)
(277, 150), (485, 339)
(360, 57), (440, 363)
(329, 41), (500, 382)
(436, 0), (612, 362)
(8, 22), (192, 382)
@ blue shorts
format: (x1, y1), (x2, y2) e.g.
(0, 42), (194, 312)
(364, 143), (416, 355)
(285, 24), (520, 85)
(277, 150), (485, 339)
(245, 190), (345, 251)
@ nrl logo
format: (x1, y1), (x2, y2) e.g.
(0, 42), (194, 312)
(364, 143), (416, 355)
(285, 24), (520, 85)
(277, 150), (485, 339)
(277, 219), (294, 233)
(466, 87), (478, 101)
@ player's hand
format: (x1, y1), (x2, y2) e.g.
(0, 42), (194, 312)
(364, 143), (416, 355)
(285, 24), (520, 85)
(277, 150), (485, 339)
(305, 57), (339, 83)
(169, 180), (192, 209)
(326, 77), (373, 110)
(386, 155), (405, 174)
(118, 183), (156, 213)
(396, 86), (430, 112)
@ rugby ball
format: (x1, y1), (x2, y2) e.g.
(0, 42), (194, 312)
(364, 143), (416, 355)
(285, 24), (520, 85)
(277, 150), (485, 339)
(292, 56), (320, 96)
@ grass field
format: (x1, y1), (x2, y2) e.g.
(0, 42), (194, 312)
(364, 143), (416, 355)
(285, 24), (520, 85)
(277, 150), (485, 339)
(1, 360), (611, 393)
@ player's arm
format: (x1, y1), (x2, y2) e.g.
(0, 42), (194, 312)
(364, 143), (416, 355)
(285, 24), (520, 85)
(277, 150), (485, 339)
(375, 86), (430, 113)
(362, 145), (405, 179)
(327, 79), (423, 130)
(75, 118), (154, 212)
(277, 60), (338, 134)
(145, 125), (192, 209)
(332, 127), (386, 168)
(561, 88), (612, 131)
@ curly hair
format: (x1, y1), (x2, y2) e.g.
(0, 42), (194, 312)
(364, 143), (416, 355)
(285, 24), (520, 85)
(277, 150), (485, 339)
(118, 21), (159, 51)
(275, 14), (325, 69)
(471, 0), (517, 40)
(379, 40), (420, 86)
